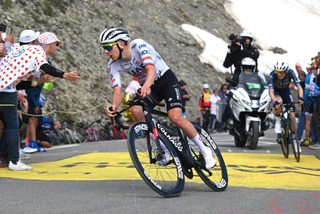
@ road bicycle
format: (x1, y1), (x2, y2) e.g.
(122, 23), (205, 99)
(109, 116), (127, 140)
(112, 91), (228, 197)
(78, 120), (106, 142)
(60, 117), (87, 144)
(96, 118), (112, 141)
(276, 102), (302, 162)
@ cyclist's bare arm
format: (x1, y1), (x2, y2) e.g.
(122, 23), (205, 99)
(269, 89), (278, 105)
(297, 85), (304, 104)
(138, 64), (156, 98)
(106, 86), (122, 117)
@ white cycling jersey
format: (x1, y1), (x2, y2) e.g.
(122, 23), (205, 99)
(108, 39), (169, 88)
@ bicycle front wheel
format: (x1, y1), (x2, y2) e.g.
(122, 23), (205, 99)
(288, 115), (300, 162)
(192, 124), (228, 191)
(127, 122), (185, 197)
(279, 119), (289, 158)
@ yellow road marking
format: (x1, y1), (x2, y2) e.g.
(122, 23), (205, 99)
(0, 153), (319, 191)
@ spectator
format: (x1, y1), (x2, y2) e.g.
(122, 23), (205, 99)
(218, 84), (228, 100)
(209, 89), (221, 133)
(179, 80), (190, 118)
(296, 70), (307, 141)
(0, 23), (13, 53)
(34, 93), (62, 149)
(199, 84), (211, 132)
(308, 63), (320, 149)
(0, 31), (78, 170)
(0, 42), (6, 57)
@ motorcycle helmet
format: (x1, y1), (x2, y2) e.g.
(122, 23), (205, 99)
(274, 59), (289, 71)
(240, 57), (256, 72)
(203, 84), (209, 89)
(240, 30), (254, 46)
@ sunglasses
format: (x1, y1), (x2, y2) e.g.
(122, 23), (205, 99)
(56, 42), (60, 47)
(102, 41), (120, 51)
(275, 70), (285, 75)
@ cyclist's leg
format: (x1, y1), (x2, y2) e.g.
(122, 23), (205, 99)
(273, 91), (283, 133)
(281, 90), (296, 131)
(156, 71), (215, 169)
(273, 91), (283, 116)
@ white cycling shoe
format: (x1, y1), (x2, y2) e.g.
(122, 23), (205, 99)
(203, 147), (216, 170)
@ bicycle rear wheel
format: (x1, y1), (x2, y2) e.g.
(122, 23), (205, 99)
(99, 129), (111, 140)
(191, 124), (228, 191)
(127, 122), (185, 197)
(288, 115), (300, 162)
(75, 130), (87, 143)
(279, 119), (289, 158)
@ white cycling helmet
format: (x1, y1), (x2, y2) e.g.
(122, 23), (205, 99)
(203, 84), (209, 89)
(241, 57), (256, 72)
(274, 59), (289, 71)
(240, 30), (253, 39)
(99, 27), (130, 44)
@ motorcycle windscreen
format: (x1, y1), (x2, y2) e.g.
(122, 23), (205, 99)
(238, 72), (265, 98)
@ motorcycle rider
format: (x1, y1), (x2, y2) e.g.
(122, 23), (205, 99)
(222, 30), (260, 129)
(241, 57), (266, 83)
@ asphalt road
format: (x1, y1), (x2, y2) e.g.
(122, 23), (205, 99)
(1, 129), (320, 214)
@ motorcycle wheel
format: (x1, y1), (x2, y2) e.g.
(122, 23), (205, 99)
(234, 136), (246, 147)
(247, 121), (260, 150)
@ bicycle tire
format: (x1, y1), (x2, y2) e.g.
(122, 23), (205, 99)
(99, 129), (111, 140)
(191, 124), (228, 191)
(288, 115), (300, 162)
(279, 119), (289, 158)
(96, 131), (106, 141)
(82, 131), (93, 142)
(75, 130), (87, 143)
(54, 130), (67, 145)
(64, 131), (73, 144)
(127, 122), (185, 198)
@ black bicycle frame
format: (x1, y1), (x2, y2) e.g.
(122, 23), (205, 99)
(141, 100), (198, 169)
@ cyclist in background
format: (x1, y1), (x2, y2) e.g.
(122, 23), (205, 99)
(269, 59), (304, 151)
(101, 27), (216, 170)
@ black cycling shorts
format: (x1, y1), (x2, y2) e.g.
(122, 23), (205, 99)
(135, 69), (183, 112)
(274, 88), (295, 112)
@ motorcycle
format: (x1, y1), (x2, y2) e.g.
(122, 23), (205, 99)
(225, 72), (271, 150)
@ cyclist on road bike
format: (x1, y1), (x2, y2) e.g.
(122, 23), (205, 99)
(269, 59), (304, 150)
(100, 26), (216, 170)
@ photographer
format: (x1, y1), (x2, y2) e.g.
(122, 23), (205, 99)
(221, 30), (260, 130)
(223, 30), (259, 85)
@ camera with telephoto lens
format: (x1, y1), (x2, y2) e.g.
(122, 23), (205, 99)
(229, 34), (246, 51)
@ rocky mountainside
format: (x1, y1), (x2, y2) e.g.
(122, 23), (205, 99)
(1, 0), (244, 124)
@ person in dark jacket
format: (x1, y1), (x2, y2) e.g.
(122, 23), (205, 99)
(179, 80), (190, 118)
(223, 30), (259, 85)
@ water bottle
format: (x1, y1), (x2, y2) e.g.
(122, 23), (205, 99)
(31, 71), (41, 87)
